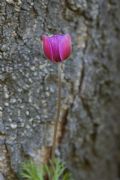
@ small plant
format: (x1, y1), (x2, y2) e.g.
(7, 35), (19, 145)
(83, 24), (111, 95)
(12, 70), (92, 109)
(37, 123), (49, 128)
(21, 158), (73, 180)
(21, 35), (73, 180)
(41, 34), (72, 158)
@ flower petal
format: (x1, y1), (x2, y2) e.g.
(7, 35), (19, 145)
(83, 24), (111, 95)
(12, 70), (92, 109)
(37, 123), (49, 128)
(49, 35), (61, 62)
(42, 35), (53, 61)
(59, 34), (72, 61)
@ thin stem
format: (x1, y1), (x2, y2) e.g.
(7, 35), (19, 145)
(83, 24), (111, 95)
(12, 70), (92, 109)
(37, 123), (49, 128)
(51, 63), (62, 159)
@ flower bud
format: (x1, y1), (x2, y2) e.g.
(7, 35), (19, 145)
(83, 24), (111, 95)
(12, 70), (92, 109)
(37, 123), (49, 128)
(41, 34), (72, 63)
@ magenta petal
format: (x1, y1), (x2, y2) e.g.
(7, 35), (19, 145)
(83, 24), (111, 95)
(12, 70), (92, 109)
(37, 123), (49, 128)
(49, 36), (61, 62)
(42, 35), (53, 61)
(59, 34), (72, 61)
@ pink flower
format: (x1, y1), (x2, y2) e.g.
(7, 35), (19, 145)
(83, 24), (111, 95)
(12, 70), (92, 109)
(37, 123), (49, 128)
(41, 34), (72, 63)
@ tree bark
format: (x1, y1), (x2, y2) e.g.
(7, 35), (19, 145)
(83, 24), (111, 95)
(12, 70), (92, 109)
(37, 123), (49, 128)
(0, 0), (120, 179)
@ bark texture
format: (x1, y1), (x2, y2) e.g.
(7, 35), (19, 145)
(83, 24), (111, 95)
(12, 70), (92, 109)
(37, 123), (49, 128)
(0, 0), (120, 179)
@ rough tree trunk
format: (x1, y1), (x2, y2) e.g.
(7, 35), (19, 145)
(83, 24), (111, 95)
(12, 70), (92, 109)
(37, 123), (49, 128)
(0, 0), (120, 180)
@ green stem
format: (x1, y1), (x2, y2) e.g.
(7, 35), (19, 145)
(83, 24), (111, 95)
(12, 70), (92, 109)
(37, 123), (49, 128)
(51, 63), (62, 159)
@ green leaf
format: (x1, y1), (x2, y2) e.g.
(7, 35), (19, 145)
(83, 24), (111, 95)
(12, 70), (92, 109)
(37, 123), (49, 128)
(20, 158), (74, 180)
(21, 160), (44, 180)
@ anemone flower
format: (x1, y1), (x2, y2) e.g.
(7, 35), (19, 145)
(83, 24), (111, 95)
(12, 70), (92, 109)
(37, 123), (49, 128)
(41, 34), (72, 159)
(42, 34), (72, 63)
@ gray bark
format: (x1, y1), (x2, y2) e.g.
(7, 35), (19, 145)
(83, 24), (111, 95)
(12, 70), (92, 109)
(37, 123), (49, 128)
(0, 0), (120, 179)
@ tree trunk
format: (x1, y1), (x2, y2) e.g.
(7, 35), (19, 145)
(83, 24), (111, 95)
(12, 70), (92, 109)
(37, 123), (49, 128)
(0, 0), (120, 179)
